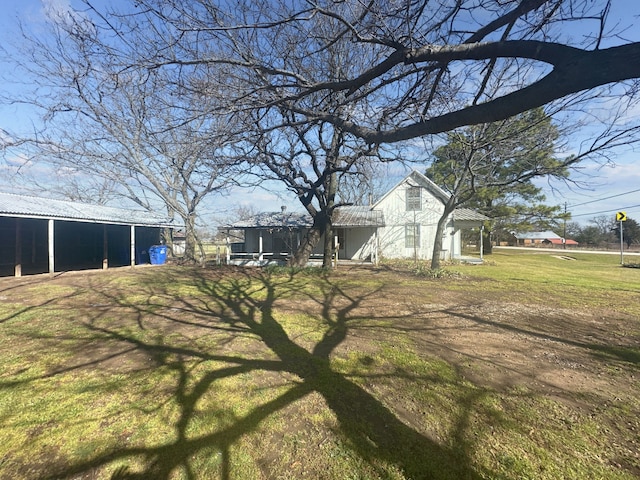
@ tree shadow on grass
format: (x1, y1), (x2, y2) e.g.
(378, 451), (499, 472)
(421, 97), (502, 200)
(440, 304), (640, 366)
(18, 267), (485, 480)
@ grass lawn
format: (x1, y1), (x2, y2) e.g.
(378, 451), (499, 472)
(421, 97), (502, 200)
(0, 250), (639, 479)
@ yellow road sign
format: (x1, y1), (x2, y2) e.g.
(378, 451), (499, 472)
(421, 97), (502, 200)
(616, 211), (627, 222)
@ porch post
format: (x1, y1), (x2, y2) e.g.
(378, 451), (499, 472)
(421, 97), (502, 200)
(48, 219), (55, 274)
(452, 228), (457, 260)
(130, 225), (136, 267)
(259, 230), (263, 261)
(479, 225), (484, 261)
(374, 228), (379, 266)
(15, 218), (22, 277)
(226, 237), (230, 265)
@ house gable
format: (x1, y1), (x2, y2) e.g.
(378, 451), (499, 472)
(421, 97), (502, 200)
(373, 170), (449, 210)
(373, 171), (451, 260)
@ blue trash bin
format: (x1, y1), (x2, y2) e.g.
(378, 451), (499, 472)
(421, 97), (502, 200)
(149, 245), (168, 265)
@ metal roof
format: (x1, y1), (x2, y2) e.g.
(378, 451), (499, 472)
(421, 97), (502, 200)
(232, 206), (385, 229)
(0, 192), (175, 227)
(453, 208), (491, 222)
(334, 206), (385, 227)
(232, 211), (312, 229)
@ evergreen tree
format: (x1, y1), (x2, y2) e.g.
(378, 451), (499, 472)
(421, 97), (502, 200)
(427, 108), (570, 263)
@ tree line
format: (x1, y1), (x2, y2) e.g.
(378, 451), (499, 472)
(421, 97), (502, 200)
(567, 216), (640, 249)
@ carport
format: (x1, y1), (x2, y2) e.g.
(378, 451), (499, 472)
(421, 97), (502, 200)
(0, 192), (175, 277)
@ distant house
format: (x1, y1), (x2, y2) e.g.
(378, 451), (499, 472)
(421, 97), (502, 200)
(229, 171), (489, 265)
(0, 192), (176, 277)
(511, 231), (579, 247)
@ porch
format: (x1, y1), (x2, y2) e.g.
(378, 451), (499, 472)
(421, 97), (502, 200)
(226, 207), (385, 267)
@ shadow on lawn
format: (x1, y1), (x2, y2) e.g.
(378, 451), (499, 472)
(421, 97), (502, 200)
(441, 305), (640, 366)
(26, 267), (485, 480)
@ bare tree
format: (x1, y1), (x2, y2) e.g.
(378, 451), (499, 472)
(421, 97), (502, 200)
(247, 107), (386, 267)
(279, 1), (640, 145)
(149, 2), (396, 267)
(214, 2), (396, 267)
(2, 3), (245, 263)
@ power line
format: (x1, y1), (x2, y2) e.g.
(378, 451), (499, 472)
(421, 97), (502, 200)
(567, 188), (640, 208)
(571, 203), (640, 218)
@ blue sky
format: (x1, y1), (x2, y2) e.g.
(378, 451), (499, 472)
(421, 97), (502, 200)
(1, 0), (639, 227)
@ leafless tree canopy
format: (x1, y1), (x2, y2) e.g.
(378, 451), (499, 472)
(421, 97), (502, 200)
(2, 2), (249, 262)
(130, 0), (640, 145)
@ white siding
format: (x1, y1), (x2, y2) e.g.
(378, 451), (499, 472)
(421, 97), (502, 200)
(347, 227), (376, 260)
(376, 178), (450, 260)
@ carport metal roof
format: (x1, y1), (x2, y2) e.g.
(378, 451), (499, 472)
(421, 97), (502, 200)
(0, 192), (175, 227)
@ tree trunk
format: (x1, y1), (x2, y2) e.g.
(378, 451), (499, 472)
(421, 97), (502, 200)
(183, 214), (202, 264)
(482, 227), (493, 254)
(162, 228), (174, 255)
(290, 169), (337, 269)
(289, 215), (325, 267)
(322, 170), (338, 269)
(430, 214), (449, 269)
(322, 219), (333, 268)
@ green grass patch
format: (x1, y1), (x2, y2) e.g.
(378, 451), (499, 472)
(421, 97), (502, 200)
(449, 251), (640, 314)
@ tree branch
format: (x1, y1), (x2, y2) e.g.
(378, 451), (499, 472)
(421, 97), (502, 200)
(306, 42), (640, 144)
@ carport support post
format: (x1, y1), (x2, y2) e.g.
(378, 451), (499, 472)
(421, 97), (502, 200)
(102, 224), (108, 270)
(259, 231), (263, 261)
(48, 219), (55, 274)
(15, 218), (22, 277)
(479, 225), (484, 261)
(130, 225), (136, 267)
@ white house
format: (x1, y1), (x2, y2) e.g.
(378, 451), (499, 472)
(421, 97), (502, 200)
(229, 170), (489, 265)
(374, 170), (488, 261)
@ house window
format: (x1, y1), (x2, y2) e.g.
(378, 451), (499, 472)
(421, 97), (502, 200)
(406, 186), (421, 211)
(405, 224), (420, 248)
